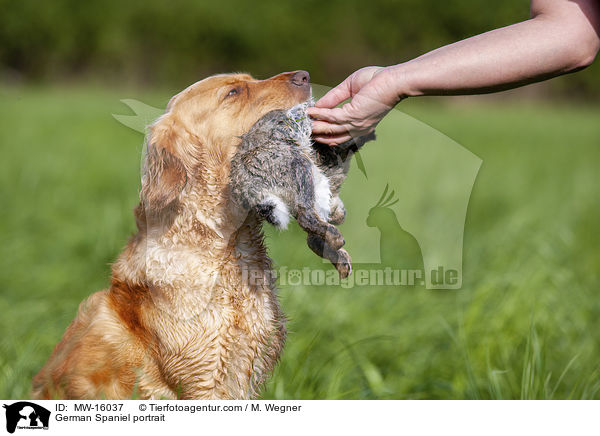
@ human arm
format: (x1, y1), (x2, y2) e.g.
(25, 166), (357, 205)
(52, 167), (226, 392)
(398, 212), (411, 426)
(308, 0), (600, 145)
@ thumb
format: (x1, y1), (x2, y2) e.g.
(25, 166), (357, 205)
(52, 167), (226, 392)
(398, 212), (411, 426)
(315, 78), (352, 108)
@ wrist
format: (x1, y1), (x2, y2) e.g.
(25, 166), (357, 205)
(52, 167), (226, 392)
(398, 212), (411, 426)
(383, 64), (424, 100)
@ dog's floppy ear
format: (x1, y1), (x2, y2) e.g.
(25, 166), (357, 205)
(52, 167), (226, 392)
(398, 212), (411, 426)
(142, 142), (187, 211)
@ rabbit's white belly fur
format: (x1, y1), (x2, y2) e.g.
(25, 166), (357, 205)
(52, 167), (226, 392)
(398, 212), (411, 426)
(261, 162), (331, 230)
(311, 165), (331, 221)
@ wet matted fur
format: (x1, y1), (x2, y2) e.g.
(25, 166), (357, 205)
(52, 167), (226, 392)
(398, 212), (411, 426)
(32, 71), (311, 399)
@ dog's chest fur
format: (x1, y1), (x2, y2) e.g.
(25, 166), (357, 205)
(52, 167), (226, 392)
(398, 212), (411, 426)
(111, 194), (285, 399)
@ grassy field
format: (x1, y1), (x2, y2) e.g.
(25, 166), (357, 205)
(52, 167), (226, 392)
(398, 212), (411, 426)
(1, 84), (599, 399)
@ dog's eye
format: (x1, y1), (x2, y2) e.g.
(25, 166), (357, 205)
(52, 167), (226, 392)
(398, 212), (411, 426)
(227, 88), (239, 97)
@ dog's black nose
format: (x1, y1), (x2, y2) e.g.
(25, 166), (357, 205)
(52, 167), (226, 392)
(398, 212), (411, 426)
(290, 70), (310, 86)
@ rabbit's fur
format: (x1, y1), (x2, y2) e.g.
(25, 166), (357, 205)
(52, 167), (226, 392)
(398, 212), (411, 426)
(230, 101), (375, 278)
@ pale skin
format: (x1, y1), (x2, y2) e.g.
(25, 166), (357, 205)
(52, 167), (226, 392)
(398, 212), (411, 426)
(308, 0), (600, 146)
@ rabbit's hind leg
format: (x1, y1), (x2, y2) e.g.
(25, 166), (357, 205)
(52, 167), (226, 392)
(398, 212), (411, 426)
(307, 234), (352, 279)
(296, 206), (345, 250)
(328, 196), (346, 225)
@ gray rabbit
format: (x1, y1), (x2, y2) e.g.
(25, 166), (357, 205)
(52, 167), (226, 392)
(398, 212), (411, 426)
(229, 101), (374, 278)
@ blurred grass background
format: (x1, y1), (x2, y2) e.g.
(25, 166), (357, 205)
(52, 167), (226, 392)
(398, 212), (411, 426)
(1, 0), (600, 97)
(1, 0), (599, 399)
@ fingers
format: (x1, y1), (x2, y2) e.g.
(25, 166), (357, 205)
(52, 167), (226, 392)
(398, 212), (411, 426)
(309, 104), (363, 144)
(309, 105), (352, 137)
(306, 106), (346, 123)
(314, 78), (352, 108)
(313, 133), (353, 146)
(311, 120), (349, 136)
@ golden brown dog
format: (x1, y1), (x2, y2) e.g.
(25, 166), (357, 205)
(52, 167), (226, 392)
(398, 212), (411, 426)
(32, 71), (312, 399)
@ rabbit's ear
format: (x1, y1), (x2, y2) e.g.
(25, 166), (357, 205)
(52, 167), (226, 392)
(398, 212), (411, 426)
(142, 143), (187, 211)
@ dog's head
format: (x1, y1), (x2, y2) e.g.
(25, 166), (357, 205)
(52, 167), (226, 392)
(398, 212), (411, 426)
(142, 71), (311, 212)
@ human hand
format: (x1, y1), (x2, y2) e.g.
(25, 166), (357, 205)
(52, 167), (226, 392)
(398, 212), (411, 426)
(307, 66), (401, 146)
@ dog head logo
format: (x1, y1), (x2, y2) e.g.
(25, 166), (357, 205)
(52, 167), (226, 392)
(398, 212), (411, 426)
(2, 402), (50, 433)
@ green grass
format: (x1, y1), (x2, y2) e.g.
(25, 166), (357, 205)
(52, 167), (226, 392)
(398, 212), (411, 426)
(1, 84), (599, 399)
